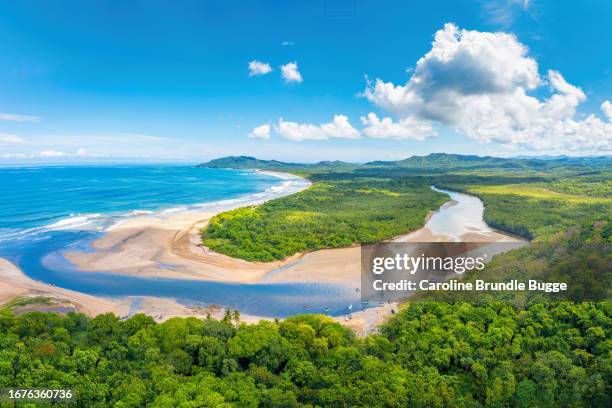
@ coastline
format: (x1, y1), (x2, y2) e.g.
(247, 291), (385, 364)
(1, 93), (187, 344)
(0, 258), (128, 317)
(65, 170), (316, 284)
(1, 175), (525, 336)
(0, 258), (273, 324)
(0, 170), (312, 317)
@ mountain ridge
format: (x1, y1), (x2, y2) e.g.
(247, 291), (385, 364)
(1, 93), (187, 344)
(197, 153), (612, 171)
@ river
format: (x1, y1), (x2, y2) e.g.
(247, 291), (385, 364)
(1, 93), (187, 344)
(2, 185), (523, 318)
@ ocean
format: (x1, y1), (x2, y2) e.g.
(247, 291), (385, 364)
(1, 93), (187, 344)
(0, 164), (359, 317)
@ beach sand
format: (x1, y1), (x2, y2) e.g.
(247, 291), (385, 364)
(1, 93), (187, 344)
(0, 258), (128, 316)
(0, 255), (388, 333)
(3, 178), (525, 336)
(0, 258), (270, 324)
(60, 195), (522, 335)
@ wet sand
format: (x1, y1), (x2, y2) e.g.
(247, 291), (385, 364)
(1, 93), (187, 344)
(0, 258), (271, 324)
(5, 184), (525, 336)
(0, 258), (128, 316)
(65, 197), (519, 287)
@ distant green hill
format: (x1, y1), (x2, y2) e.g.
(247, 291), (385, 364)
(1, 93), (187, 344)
(196, 156), (357, 172)
(196, 156), (300, 169)
(198, 153), (612, 173)
(365, 153), (531, 169)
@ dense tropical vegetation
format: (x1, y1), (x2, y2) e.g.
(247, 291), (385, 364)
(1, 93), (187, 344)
(203, 178), (447, 261)
(201, 154), (612, 259)
(1, 154), (610, 406)
(0, 299), (609, 407)
(423, 221), (610, 305)
(432, 171), (611, 241)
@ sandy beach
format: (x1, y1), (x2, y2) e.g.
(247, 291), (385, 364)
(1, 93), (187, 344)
(0, 258), (128, 316)
(64, 191), (520, 287)
(1, 178), (525, 336)
(0, 258), (275, 324)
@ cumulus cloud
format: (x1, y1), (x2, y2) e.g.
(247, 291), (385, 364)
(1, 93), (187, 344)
(275, 115), (360, 141)
(281, 62), (303, 83)
(0, 112), (39, 122)
(0, 134), (25, 146)
(248, 60), (272, 76)
(248, 124), (271, 140)
(602, 101), (612, 122)
(364, 23), (612, 153)
(361, 113), (436, 140)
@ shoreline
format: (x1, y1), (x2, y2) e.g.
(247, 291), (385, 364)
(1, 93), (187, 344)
(0, 258), (128, 317)
(65, 170), (316, 284)
(0, 256), (394, 333)
(1, 177), (525, 336)
(0, 258), (274, 324)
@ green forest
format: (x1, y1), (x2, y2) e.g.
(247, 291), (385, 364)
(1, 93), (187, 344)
(202, 179), (447, 261)
(202, 154), (612, 259)
(1, 154), (610, 407)
(0, 299), (609, 406)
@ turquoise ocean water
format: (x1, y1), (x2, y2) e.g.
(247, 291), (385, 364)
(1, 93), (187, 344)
(0, 165), (359, 317)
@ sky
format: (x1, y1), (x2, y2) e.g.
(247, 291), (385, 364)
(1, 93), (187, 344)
(0, 0), (610, 164)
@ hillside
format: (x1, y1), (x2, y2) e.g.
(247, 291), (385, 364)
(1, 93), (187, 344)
(196, 156), (300, 169)
(198, 153), (612, 173)
(200, 153), (611, 260)
(364, 153), (529, 169)
(196, 156), (356, 172)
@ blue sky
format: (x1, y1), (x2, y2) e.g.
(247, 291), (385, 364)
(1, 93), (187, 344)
(0, 0), (610, 163)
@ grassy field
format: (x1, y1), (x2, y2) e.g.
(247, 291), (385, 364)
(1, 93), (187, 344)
(469, 183), (610, 203)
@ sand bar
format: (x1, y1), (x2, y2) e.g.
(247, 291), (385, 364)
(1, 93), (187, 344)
(5, 179), (526, 335)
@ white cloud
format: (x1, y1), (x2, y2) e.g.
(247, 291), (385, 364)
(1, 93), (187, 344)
(0, 112), (39, 122)
(0, 133), (177, 161)
(25, 133), (173, 147)
(248, 60), (272, 76)
(364, 23), (612, 154)
(0, 134), (25, 146)
(602, 100), (612, 122)
(281, 41), (295, 46)
(39, 150), (67, 158)
(483, 0), (531, 28)
(248, 124), (271, 140)
(276, 115), (360, 141)
(2, 153), (32, 159)
(3, 150), (68, 159)
(1, 148), (104, 160)
(361, 113), (436, 140)
(281, 62), (303, 83)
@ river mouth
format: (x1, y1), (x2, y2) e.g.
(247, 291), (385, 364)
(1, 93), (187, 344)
(1, 185), (525, 318)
